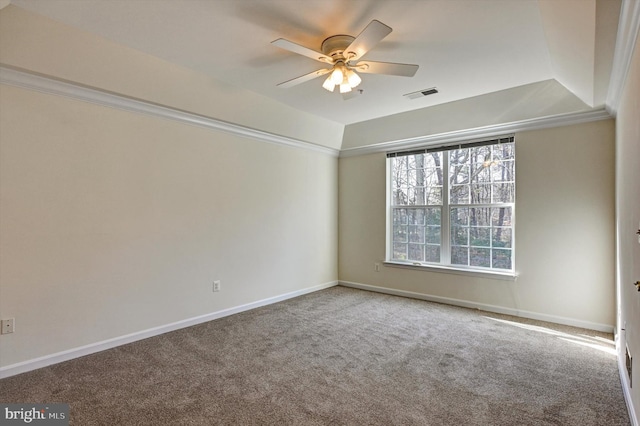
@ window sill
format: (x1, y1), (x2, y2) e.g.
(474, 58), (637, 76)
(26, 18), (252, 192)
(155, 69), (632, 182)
(383, 261), (518, 281)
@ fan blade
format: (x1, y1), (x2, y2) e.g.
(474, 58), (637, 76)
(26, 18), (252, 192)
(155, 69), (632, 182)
(277, 68), (331, 88)
(354, 61), (419, 77)
(345, 20), (392, 61)
(271, 38), (333, 63)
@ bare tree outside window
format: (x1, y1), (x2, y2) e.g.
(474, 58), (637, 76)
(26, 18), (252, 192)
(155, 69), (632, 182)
(389, 140), (514, 272)
(390, 152), (443, 263)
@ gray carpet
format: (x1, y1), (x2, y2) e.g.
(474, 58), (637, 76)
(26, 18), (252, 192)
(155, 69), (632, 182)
(0, 286), (630, 425)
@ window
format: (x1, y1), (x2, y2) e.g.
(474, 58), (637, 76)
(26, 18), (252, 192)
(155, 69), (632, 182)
(387, 136), (515, 273)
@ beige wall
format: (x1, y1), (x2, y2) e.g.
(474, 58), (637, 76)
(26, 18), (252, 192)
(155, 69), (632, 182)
(0, 6), (339, 370)
(0, 83), (338, 368)
(339, 119), (616, 329)
(615, 29), (640, 422)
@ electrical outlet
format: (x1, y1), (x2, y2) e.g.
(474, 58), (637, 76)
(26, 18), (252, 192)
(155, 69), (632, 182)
(1, 318), (15, 334)
(374, 263), (380, 272)
(213, 280), (221, 292)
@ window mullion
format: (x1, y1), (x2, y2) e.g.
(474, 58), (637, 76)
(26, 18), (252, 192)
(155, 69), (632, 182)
(385, 157), (394, 259)
(441, 152), (451, 265)
(386, 157), (392, 261)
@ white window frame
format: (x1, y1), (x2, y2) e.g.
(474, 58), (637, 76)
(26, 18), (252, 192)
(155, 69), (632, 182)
(385, 136), (516, 278)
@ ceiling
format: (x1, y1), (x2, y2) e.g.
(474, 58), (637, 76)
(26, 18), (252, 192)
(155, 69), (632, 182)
(8, 0), (620, 125)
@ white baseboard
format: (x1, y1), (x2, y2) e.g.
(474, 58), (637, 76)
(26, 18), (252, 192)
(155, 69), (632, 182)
(0, 281), (338, 379)
(339, 281), (614, 333)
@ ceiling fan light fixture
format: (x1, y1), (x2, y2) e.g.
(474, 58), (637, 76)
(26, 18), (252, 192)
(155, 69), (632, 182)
(322, 75), (336, 92)
(331, 65), (344, 84)
(272, 20), (419, 95)
(340, 83), (352, 94)
(339, 74), (352, 93)
(347, 69), (362, 88)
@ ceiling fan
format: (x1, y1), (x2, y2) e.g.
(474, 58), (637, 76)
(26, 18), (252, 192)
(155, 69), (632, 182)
(271, 20), (419, 94)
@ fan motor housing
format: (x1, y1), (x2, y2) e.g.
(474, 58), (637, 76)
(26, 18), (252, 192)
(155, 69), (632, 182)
(321, 35), (355, 60)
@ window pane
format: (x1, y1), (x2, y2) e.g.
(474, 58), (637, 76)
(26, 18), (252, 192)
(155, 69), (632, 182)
(492, 183), (515, 203)
(427, 153), (443, 175)
(393, 225), (407, 243)
(425, 208), (441, 225)
(407, 155), (420, 169)
(492, 249), (512, 270)
(408, 169), (419, 187)
(406, 188), (417, 206)
(393, 189), (408, 205)
(492, 160), (514, 182)
(393, 208), (408, 225)
(408, 244), (424, 262)
(451, 227), (468, 246)
(396, 154), (444, 206)
(393, 243), (407, 260)
(423, 153), (440, 168)
(409, 244), (424, 262)
(409, 225), (425, 243)
(492, 228), (512, 248)
(391, 157), (409, 206)
(424, 167), (442, 186)
(492, 207), (513, 226)
(450, 164), (469, 184)
(450, 207), (469, 226)
(392, 206), (443, 263)
(470, 165), (491, 183)
(408, 187), (424, 205)
(408, 208), (425, 225)
(470, 247), (491, 267)
(425, 187), (443, 205)
(470, 184), (491, 204)
(493, 143), (515, 161)
(426, 226), (441, 244)
(470, 146), (491, 164)
(469, 207), (491, 226)
(470, 227), (490, 246)
(450, 185), (469, 204)
(451, 246), (469, 265)
(449, 149), (468, 165)
(425, 245), (440, 262)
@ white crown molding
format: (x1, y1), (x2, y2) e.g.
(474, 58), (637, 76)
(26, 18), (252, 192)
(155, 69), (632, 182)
(0, 65), (340, 157)
(339, 108), (612, 157)
(606, 0), (640, 116)
(0, 65), (616, 159)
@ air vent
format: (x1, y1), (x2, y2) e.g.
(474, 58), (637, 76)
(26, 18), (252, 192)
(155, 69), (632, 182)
(404, 87), (438, 99)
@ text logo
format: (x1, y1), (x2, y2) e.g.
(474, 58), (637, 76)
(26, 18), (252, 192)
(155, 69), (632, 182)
(1, 404), (69, 425)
